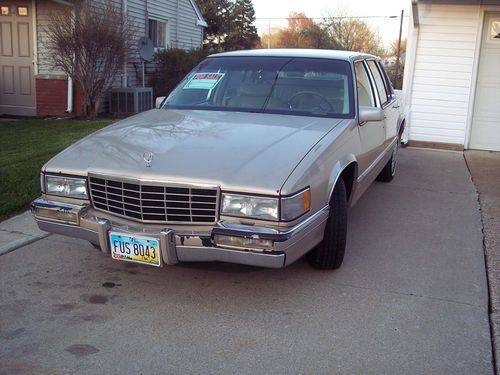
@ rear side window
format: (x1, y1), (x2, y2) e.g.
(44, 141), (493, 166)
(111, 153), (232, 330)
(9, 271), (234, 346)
(366, 60), (389, 105)
(354, 62), (376, 107)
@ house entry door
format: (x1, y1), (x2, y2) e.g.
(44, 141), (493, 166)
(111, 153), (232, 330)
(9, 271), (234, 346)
(0, 2), (36, 116)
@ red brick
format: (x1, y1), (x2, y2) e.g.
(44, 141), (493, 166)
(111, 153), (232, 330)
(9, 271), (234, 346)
(36, 79), (68, 116)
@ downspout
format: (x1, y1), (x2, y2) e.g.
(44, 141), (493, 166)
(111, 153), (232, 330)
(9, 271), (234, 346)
(122, 0), (128, 87)
(52, 0), (74, 112)
(401, 0), (420, 144)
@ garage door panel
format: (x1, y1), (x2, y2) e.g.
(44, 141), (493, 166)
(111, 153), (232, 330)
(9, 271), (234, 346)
(474, 87), (500, 112)
(470, 13), (500, 151)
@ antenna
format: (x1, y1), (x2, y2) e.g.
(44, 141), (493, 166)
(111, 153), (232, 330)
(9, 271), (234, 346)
(138, 37), (154, 87)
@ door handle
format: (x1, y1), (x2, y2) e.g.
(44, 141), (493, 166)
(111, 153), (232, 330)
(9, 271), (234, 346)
(392, 105), (400, 109)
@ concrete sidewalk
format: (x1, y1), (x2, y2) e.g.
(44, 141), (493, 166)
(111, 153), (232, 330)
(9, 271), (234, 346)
(466, 150), (500, 370)
(0, 211), (48, 256)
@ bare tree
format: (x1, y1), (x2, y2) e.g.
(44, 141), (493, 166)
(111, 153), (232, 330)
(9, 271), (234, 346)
(323, 10), (385, 56)
(45, 1), (136, 117)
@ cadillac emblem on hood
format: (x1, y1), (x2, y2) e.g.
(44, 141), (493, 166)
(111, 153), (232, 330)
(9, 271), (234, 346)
(143, 151), (154, 167)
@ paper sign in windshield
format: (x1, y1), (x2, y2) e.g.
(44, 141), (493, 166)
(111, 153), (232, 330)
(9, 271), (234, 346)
(185, 73), (224, 90)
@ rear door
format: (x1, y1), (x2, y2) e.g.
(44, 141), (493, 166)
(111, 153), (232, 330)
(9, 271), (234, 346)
(366, 59), (399, 149)
(354, 60), (385, 178)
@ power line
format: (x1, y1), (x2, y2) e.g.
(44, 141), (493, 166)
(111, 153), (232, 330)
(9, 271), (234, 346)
(256, 15), (409, 21)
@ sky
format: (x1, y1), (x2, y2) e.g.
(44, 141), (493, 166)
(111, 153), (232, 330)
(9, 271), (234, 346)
(252, 0), (411, 47)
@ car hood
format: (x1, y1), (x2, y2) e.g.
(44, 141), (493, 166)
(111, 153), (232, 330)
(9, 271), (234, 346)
(44, 109), (344, 195)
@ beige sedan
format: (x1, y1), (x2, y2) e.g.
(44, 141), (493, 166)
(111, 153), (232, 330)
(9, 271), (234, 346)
(32, 49), (405, 270)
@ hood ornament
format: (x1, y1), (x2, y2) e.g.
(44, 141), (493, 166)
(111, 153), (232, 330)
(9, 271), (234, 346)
(143, 152), (154, 167)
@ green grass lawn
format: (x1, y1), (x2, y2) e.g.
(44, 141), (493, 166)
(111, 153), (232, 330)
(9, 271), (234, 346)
(0, 118), (113, 220)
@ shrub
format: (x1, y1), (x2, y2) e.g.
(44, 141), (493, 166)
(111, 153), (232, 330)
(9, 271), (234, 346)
(150, 48), (210, 99)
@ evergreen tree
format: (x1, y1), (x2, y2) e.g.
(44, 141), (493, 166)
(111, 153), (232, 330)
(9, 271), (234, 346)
(226, 0), (260, 50)
(197, 0), (231, 51)
(197, 0), (260, 51)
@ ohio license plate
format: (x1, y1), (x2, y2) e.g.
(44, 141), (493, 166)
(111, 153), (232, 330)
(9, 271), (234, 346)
(109, 232), (161, 267)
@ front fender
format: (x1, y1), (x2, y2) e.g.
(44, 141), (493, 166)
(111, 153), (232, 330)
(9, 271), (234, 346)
(327, 154), (358, 205)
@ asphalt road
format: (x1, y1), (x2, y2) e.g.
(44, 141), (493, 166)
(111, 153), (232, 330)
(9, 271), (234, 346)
(0, 149), (493, 374)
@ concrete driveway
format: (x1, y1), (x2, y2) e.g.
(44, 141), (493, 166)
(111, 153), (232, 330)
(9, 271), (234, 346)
(0, 148), (493, 374)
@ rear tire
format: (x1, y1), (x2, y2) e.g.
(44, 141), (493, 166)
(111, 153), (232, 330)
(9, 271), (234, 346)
(307, 177), (348, 270)
(377, 141), (399, 182)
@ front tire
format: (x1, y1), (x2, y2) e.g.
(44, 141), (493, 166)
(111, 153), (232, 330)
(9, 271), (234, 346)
(307, 177), (348, 270)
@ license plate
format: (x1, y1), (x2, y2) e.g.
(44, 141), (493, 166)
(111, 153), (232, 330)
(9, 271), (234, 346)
(109, 232), (161, 267)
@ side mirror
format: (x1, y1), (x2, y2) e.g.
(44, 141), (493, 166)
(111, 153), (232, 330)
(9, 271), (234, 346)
(155, 96), (166, 109)
(359, 106), (384, 124)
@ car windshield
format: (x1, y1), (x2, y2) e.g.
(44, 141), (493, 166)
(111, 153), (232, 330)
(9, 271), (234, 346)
(164, 56), (354, 118)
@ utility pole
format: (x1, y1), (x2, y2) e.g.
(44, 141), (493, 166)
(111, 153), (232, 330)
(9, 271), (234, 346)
(268, 20), (271, 48)
(395, 9), (404, 89)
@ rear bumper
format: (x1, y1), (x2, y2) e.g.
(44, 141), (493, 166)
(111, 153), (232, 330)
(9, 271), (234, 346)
(31, 198), (328, 269)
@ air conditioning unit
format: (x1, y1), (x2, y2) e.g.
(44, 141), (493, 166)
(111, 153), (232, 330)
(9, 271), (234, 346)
(109, 87), (153, 114)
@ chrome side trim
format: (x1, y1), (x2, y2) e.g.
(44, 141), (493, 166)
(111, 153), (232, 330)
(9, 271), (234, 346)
(357, 137), (397, 183)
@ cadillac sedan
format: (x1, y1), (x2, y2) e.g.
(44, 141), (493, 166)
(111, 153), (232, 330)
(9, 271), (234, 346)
(32, 49), (405, 270)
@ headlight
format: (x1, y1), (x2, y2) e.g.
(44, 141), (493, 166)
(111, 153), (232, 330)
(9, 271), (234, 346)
(221, 188), (311, 221)
(281, 188), (311, 221)
(45, 175), (88, 199)
(222, 194), (279, 221)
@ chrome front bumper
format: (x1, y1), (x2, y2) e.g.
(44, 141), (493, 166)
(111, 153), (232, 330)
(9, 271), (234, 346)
(31, 198), (329, 268)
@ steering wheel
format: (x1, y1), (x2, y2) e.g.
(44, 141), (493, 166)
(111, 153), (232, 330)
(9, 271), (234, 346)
(287, 91), (334, 112)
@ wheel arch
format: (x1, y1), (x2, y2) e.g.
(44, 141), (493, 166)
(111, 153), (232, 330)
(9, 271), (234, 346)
(328, 155), (358, 207)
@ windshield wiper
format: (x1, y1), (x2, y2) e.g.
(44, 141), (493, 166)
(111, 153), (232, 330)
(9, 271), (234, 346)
(261, 59), (293, 112)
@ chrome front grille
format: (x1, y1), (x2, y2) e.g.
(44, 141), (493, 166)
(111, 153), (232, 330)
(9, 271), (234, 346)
(89, 176), (218, 224)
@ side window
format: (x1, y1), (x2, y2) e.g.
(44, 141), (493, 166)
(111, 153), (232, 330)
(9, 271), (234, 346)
(377, 61), (395, 99)
(148, 18), (169, 48)
(354, 62), (376, 107)
(367, 60), (389, 106)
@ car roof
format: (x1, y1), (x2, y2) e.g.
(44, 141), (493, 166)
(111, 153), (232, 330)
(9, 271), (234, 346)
(209, 49), (376, 62)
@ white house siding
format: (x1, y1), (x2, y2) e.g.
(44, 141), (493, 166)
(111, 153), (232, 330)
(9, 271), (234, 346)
(35, 0), (69, 76)
(407, 3), (481, 146)
(176, 0), (204, 49)
(126, 0), (204, 87)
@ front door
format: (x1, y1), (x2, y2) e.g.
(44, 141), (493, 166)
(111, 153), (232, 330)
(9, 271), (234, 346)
(469, 12), (500, 151)
(0, 2), (36, 116)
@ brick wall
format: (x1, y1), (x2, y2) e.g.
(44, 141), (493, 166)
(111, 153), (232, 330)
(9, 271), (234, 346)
(36, 78), (68, 116)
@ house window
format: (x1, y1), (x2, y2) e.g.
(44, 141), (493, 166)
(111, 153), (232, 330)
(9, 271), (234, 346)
(148, 18), (168, 48)
(490, 19), (500, 41)
(17, 6), (28, 16)
(1, 6), (10, 15)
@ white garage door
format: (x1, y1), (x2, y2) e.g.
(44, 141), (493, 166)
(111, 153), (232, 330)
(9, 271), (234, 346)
(469, 13), (500, 151)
